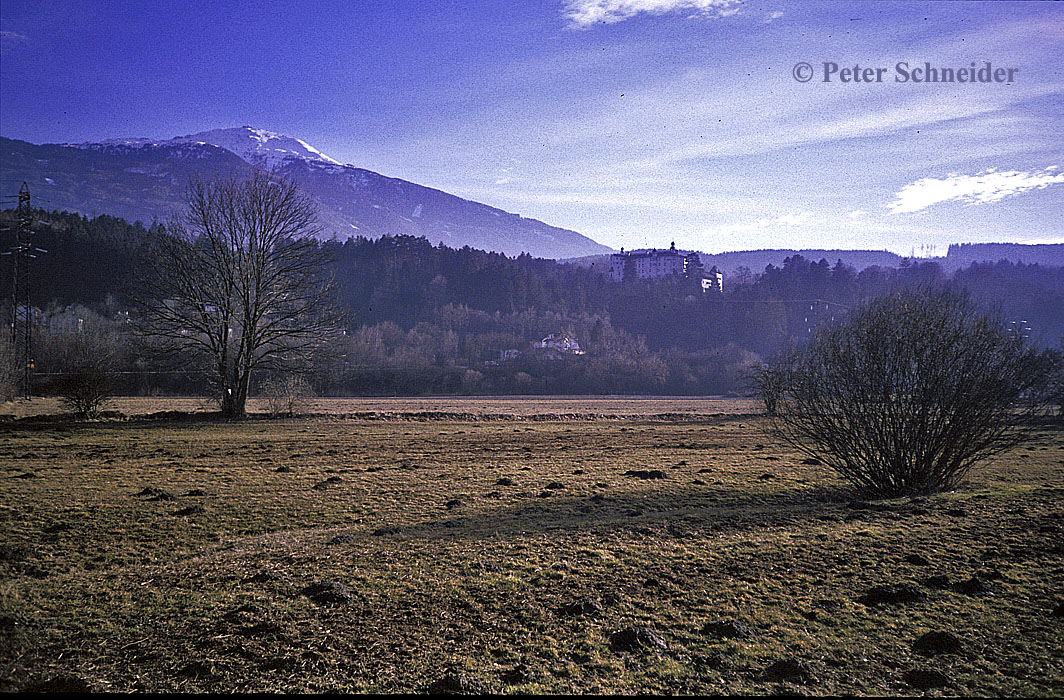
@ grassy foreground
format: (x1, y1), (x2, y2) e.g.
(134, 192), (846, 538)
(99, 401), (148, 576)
(1, 398), (1061, 695)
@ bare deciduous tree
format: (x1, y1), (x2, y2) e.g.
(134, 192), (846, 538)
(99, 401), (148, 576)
(753, 288), (1059, 497)
(134, 172), (343, 418)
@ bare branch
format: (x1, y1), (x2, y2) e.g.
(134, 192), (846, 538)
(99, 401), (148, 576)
(752, 288), (1059, 497)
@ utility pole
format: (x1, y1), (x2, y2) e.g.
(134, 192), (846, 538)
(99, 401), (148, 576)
(2, 183), (46, 399)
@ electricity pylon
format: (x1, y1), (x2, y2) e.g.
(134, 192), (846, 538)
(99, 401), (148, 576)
(2, 183), (47, 398)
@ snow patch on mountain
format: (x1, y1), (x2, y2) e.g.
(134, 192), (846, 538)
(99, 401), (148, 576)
(80, 126), (343, 171)
(96, 137), (158, 147)
(74, 139), (227, 160)
(173, 126), (342, 170)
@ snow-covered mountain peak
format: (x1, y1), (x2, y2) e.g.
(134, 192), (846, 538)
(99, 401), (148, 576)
(172, 126), (342, 170)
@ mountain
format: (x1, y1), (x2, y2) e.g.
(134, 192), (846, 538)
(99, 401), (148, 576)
(0, 127), (612, 259)
(0, 136), (256, 226)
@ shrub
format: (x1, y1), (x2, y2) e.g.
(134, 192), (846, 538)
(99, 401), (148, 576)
(0, 341), (19, 403)
(53, 331), (118, 419)
(753, 288), (1058, 497)
(259, 375), (314, 417)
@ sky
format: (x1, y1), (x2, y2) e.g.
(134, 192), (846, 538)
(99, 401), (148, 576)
(1, 0), (1062, 255)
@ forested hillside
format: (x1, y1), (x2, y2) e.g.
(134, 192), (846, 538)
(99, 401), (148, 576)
(3, 208), (1062, 396)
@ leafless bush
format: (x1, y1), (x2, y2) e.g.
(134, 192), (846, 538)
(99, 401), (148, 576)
(52, 330), (118, 419)
(0, 341), (19, 403)
(754, 288), (1058, 497)
(260, 375), (314, 417)
(750, 358), (787, 417)
(1048, 348), (1064, 424)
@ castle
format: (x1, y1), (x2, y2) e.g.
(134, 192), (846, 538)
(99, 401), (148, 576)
(609, 242), (722, 292)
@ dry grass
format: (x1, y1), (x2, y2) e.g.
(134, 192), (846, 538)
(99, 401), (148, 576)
(1, 398), (1061, 694)
(0, 395), (759, 419)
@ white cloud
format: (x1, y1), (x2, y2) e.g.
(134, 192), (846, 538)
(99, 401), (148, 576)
(717, 211), (814, 234)
(888, 167), (1064, 214)
(763, 11), (784, 23)
(563, 0), (743, 28)
(458, 187), (736, 211)
(0, 30), (29, 55)
(492, 163), (520, 186)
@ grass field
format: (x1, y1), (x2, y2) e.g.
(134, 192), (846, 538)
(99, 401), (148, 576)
(0, 395), (760, 420)
(1, 397), (1062, 694)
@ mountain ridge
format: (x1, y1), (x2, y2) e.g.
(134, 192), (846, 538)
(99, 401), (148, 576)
(0, 127), (613, 259)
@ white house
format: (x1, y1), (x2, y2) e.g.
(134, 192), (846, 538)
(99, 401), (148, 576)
(535, 333), (585, 357)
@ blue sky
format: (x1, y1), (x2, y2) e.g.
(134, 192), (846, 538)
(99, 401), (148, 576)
(2, 0), (1062, 255)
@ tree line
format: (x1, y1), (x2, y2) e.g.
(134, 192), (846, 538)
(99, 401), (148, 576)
(2, 204), (1063, 402)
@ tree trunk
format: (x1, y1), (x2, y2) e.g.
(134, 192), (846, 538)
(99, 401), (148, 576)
(221, 379), (248, 419)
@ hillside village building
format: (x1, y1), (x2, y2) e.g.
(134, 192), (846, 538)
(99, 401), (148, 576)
(701, 268), (724, 293)
(536, 333), (585, 358)
(610, 242), (723, 292)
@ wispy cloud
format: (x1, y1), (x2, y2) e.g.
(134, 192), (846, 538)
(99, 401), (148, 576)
(0, 30), (28, 55)
(717, 211), (814, 234)
(888, 167), (1064, 214)
(350, 9), (1063, 254)
(563, 0), (743, 29)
